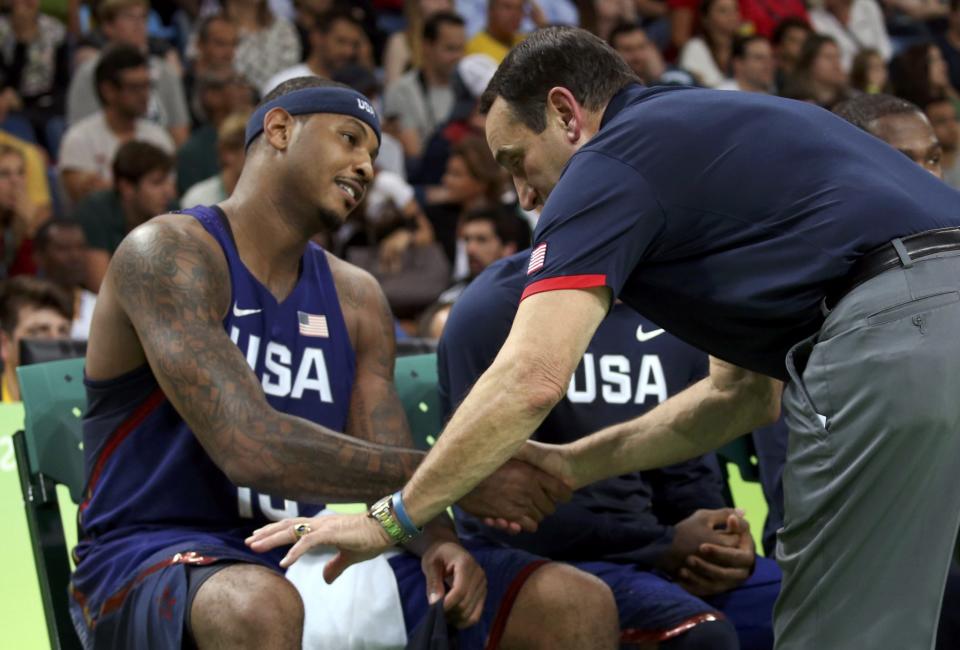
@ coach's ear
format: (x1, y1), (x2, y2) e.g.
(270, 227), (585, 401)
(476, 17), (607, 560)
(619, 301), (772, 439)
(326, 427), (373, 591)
(546, 86), (584, 144)
(262, 107), (295, 151)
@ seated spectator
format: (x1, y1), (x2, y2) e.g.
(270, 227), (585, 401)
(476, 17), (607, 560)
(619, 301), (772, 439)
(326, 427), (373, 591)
(924, 95), (960, 187)
(223, 0), (302, 91)
(833, 93), (943, 177)
(383, 12), (466, 159)
(739, 0), (807, 40)
(383, 0), (455, 85)
(0, 132), (51, 231)
(440, 251), (782, 650)
(935, 0), (960, 92)
(409, 53), (498, 187)
(0, 275), (71, 401)
(717, 34), (775, 92)
(465, 0), (528, 63)
(891, 43), (960, 110)
(71, 140), (175, 291)
(32, 218), (97, 339)
(425, 135), (508, 271)
(438, 206), (530, 303)
(0, 144), (36, 275)
(184, 13), (239, 126)
(66, 0), (190, 147)
(781, 34), (849, 108)
(849, 48), (889, 94)
(181, 112), (248, 208)
(58, 45), (175, 206)
(771, 17), (811, 89)
(262, 8), (364, 96)
(0, 0), (69, 152)
(679, 0), (741, 88)
(177, 69), (256, 196)
(608, 22), (697, 86)
(593, 0), (637, 42)
(809, 0), (890, 72)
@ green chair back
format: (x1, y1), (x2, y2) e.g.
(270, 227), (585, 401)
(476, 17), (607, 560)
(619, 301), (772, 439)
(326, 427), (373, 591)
(18, 358), (86, 503)
(14, 357), (86, 650)
(394, 353), (442, 451)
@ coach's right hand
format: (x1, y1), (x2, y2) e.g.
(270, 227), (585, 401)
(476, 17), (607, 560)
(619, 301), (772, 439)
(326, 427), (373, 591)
(457, 458), (572, 534)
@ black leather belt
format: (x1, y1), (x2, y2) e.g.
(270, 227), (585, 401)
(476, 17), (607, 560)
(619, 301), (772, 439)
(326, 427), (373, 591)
(825, 227), (960, 310)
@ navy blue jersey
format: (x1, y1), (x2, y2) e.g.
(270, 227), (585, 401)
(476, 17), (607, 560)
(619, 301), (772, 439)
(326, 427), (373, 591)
(76, 206), (355, 575)
(441, 252), (726, 567)
(522, 84), (960, 379)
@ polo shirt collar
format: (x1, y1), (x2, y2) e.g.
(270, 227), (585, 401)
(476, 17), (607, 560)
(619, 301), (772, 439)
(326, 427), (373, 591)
(600, 83), (648, 130)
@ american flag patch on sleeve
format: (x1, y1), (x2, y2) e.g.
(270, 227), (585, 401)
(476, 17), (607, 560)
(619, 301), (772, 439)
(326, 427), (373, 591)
(298, 311), (329, 337)
(527, 242), (547, 275)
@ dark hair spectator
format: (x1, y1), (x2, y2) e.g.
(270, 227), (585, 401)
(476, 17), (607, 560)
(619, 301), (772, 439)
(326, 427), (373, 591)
(382, 0), (455, 85)
(786, 34), (849, 107)
(32, 218), (96, 340)
(113, 140), (174, 187)
(424, 11), (465, 42)
(0, 274), (72, 333)
(93, 44), (149, 105)
(849, 48), (889, 94)
(676, 0), (741, 87)
(891, 43), (960, 108)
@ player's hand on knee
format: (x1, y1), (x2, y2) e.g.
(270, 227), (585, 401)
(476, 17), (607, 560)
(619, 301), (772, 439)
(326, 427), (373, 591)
(421, 541), (487, 628)
(245, 513), (393, 581)
(457, 456), (572, 534)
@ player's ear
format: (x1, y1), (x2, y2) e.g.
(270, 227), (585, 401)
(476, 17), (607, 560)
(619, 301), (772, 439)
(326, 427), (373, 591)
(546, 86), (582, 144)
(262, 107), (295, 151)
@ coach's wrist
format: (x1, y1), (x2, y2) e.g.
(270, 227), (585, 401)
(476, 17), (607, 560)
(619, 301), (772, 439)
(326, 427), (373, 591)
(367, 491), (423, 545)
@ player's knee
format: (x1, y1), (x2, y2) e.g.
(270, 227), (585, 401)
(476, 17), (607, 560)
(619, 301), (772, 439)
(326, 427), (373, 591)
(192, 565), (303, 648)
(660, 617), (740, 650)
(504, 563), (619, 650)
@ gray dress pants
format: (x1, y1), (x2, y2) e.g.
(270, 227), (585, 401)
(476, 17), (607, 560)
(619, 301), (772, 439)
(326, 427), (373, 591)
(774, 248), (960, 649)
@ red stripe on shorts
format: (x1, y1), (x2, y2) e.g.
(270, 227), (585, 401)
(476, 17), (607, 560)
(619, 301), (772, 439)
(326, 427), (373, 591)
(620, 611), (725, 645)
(484, 559), (550, 649)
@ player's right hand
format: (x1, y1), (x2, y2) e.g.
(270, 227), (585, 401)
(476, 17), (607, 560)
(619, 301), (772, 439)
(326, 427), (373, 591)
(456, 457), (572, 534)
(421, 541), (487, 628)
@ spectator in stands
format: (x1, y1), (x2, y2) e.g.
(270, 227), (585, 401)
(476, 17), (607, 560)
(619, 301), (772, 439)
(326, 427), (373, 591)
(935, 0), (960, 92)
(782, 34), (849, 108)
(181, 113), (247, 208)
(262, 8), (364, 95)
(465, 0), (532, 63)
(223, 0), (301, 91)
(739, 0), (807, 40)
(592, 0), (637, 42)
(891, 43), (960, 110)
(67, 0), (190, 147)
(32, 219), (96, 339)
(177, 69), (256, 196)
(679, 0), (741, 88)
(384, 12), (466, 159)
(441, 250), (781, 650)
(438, 206), (530, 303)
(425, 135), (507, 270)
(925, 95), (960, 187)
(71, 141), (175, 291)
(0, 144), (35, 275)
(849, 48), (889, 94)
(834, 94), (943, 177)
(608, 22), (697, 86)
(0, 132), (51, 231)
(809, 0), (890, 72)
(383, 0), (454, 85)
(59, 45), (175, 206)
(717, 34), (775, 92)
(0, 0), (69, 152)
(771, 17), (811, 88)
(184, 13), (239, 124)
(0, 275), (71, 401)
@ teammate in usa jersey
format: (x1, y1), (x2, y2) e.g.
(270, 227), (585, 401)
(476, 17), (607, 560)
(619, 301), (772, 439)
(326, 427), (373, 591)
(441, 251), (781, 650)
(72, 78), (601, 650)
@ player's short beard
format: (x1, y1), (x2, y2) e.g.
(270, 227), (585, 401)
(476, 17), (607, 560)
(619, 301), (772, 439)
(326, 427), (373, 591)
(315, 206), (343, 233)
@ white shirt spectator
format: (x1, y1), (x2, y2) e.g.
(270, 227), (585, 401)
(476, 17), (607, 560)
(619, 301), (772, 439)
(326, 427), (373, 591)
(71, 290), (98, 340)
(181, 175), (226, 209)
(383, 70), (455, 143)
(715, 78), (744, 90)
(810, 0), (892, 71)
(58, 112), (175, 182)
(679, 37), (726, 88)
(234, 17), (301, 91)
(261, 63), (313, 97)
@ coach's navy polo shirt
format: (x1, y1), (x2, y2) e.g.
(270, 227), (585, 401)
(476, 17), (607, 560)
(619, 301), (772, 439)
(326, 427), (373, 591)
(440, 252), (726, 564)
(523, 83), (960, 379)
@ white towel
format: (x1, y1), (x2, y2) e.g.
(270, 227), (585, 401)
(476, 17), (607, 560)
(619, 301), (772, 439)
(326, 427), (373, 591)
(283, 511), (408, 650)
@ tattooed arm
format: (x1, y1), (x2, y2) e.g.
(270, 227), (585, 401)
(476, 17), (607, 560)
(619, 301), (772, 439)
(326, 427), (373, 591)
(106, 216), (421, 503)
